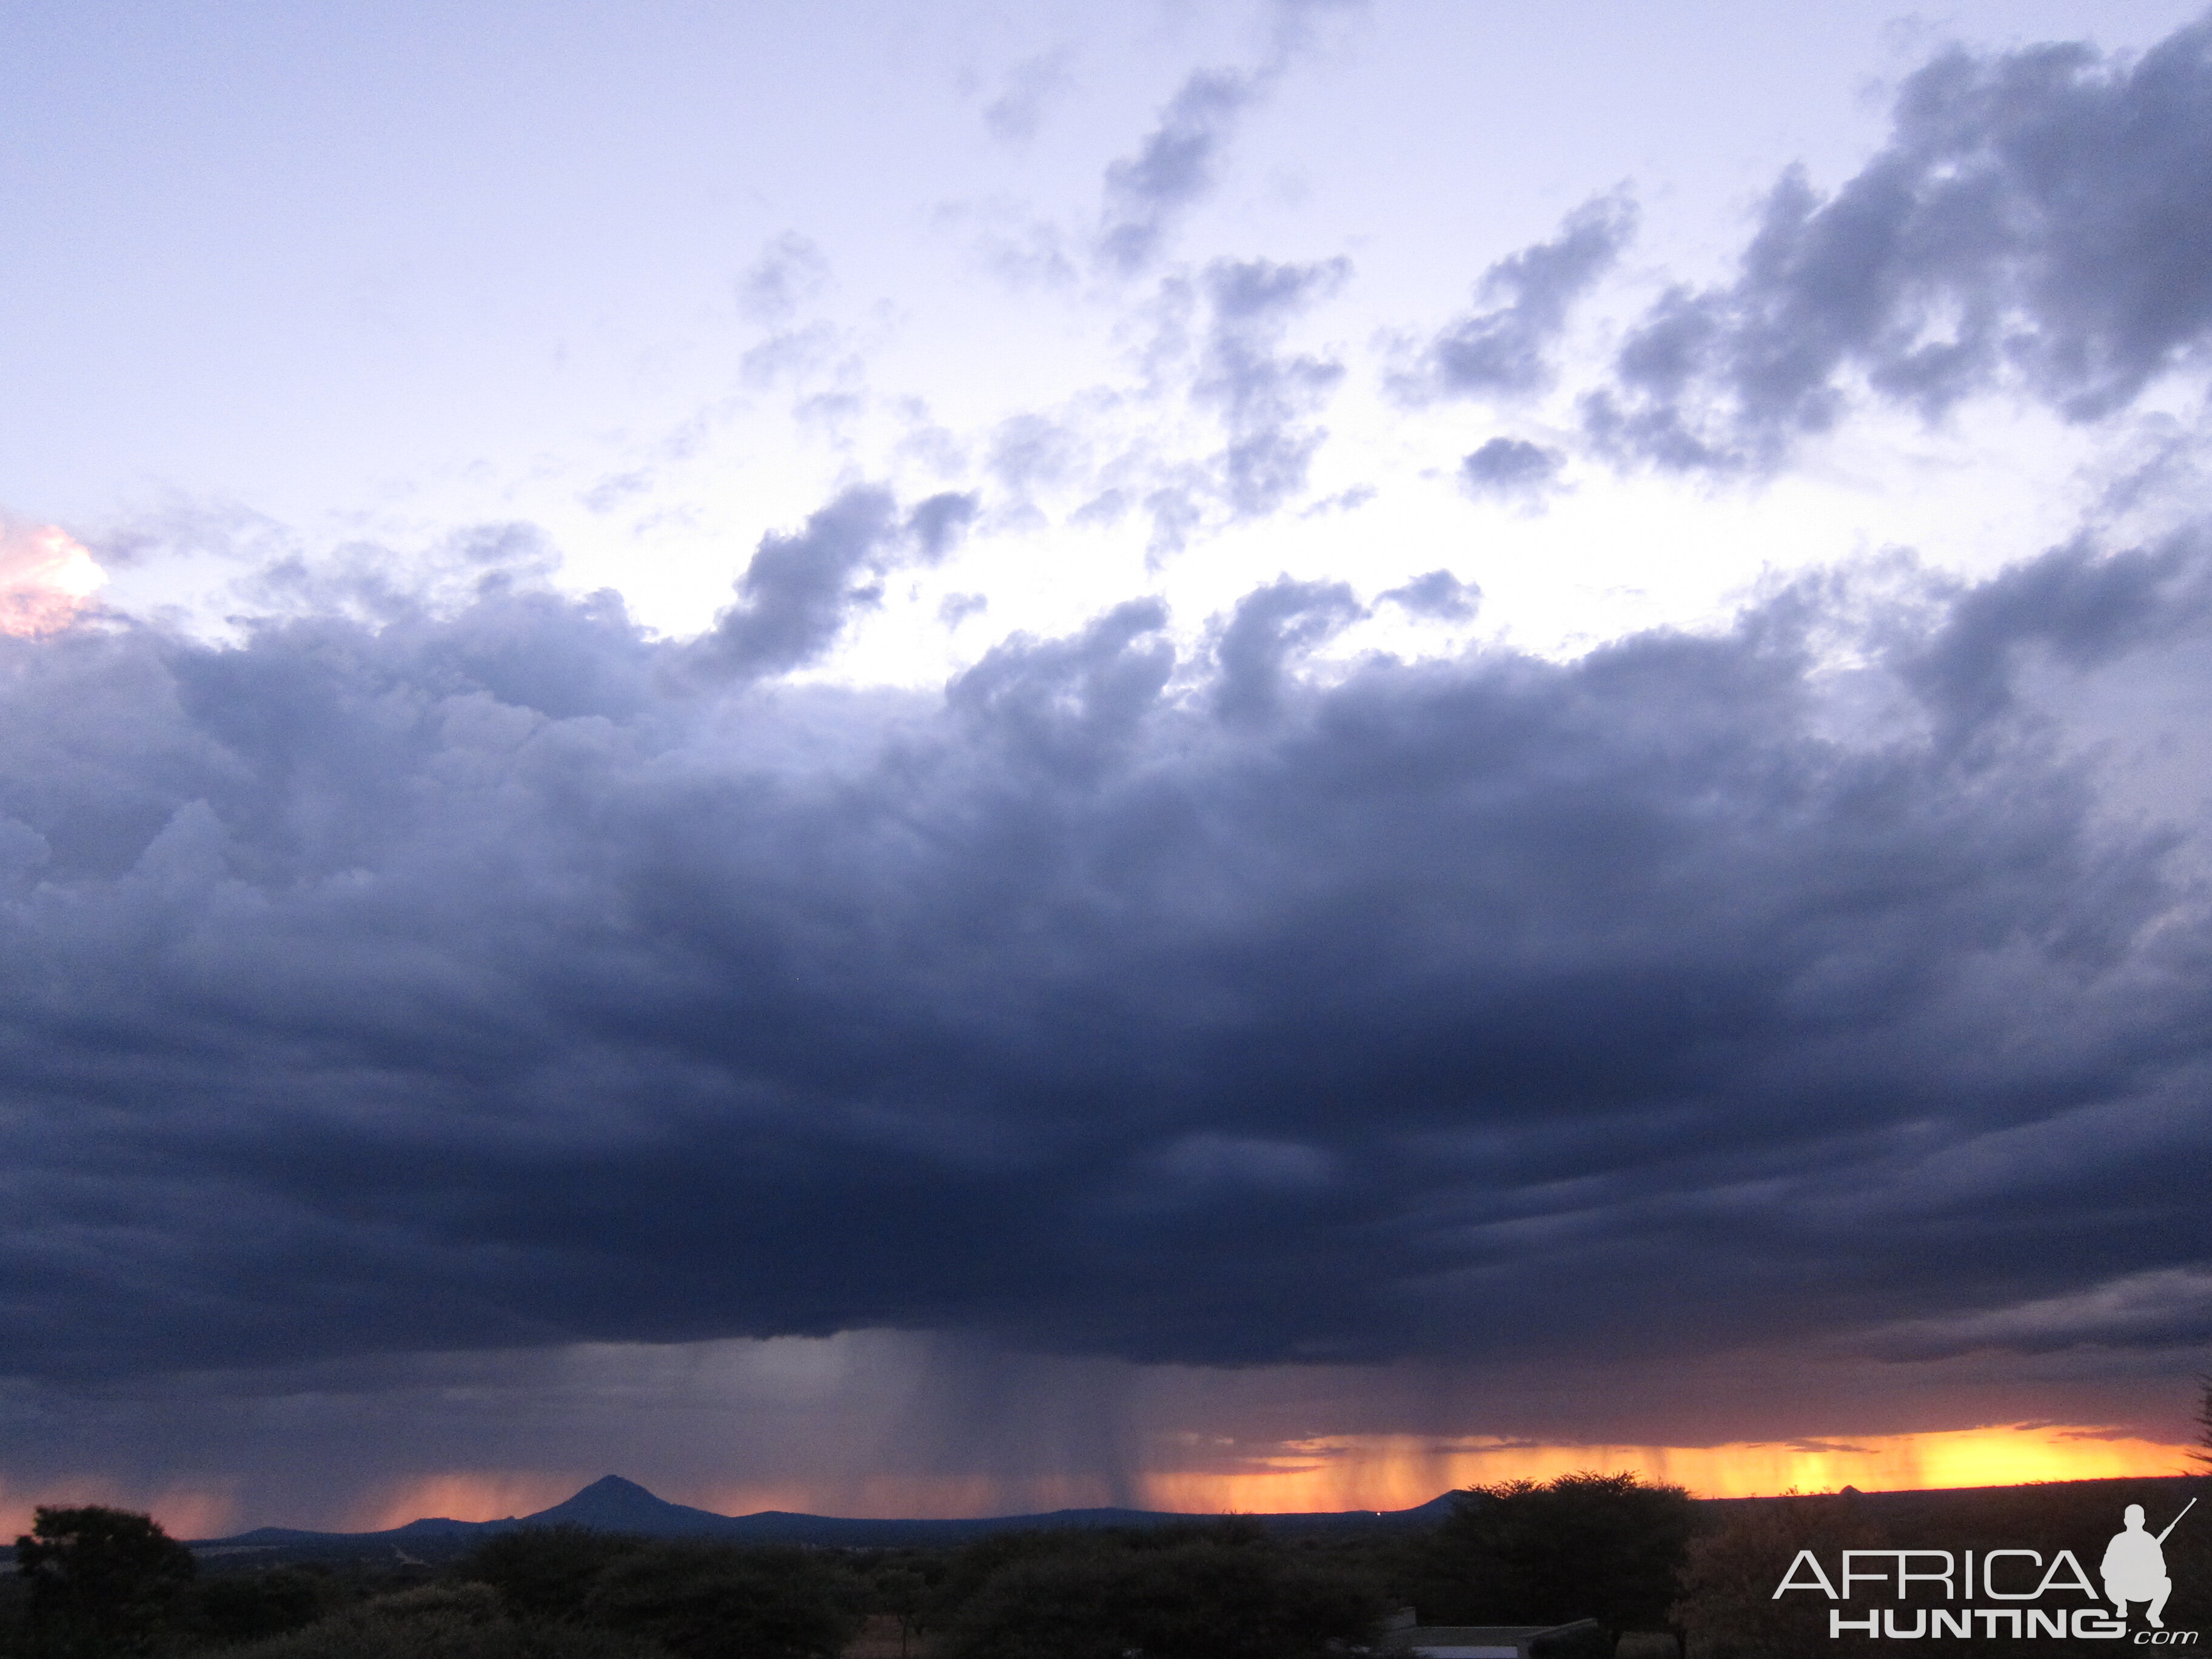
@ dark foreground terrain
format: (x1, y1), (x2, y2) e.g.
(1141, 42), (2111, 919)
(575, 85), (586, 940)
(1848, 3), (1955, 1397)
(3, 1470), (2202, 1657)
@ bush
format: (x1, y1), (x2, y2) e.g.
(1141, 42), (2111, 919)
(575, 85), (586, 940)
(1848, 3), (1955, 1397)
(577, 1541), (859, 1659)
(936, 1526), (1383, 1659)
(193, 1564), (347, 1643)
(220, 1583), (669, 1659)
(457, 1527), (649, 1623)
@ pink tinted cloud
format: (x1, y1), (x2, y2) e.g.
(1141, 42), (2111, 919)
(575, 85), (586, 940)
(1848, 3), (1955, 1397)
(0, 520), (105, 637)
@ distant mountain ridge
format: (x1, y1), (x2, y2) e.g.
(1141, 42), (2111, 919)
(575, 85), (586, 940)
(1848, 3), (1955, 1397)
(193, 1475), (1461, 1550)
(193, 1472), (2210, 1557)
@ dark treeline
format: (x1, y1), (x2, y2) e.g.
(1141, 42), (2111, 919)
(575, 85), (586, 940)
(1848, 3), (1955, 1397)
(5, 1470), (2207, 1658)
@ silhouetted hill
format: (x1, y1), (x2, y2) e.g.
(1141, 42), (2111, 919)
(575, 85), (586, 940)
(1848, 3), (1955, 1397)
(522, 1475), (745, 1535)
(189, 1477), (1460, 1557)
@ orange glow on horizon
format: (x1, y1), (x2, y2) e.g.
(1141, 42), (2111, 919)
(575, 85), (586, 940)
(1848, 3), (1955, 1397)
(345, 1471), (588, 1533)
(1136, 1424), (2198, 1512)
(1, 1423), (2191, 1538)
(669, 1426), (2190, 1521)
(0, 1475), (239, 1544)
(0, 521), (106, 637)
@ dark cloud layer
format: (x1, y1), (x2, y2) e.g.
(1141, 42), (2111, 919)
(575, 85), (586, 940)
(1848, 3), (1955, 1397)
(1866, 1269), (2212, 1361)
(5, 512), (2212, 1388)
(1584, 17), (2212, 469)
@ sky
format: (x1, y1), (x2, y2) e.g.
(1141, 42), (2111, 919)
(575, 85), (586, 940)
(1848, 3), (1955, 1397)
(5, 0), (2212, 1536)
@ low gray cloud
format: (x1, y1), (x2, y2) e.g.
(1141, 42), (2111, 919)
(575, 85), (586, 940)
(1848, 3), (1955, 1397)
(4, 520), (2212, 1392)
(737, 233), (831, 327)
(1459, 437), (1563, 502)
(989, 411), (1091, 497)
(697, 486), (978, 680)
(1584, 16), (2212, 471)
(1198, 257), (1352, 519)
(1866, 1269), (2212, 1360)
(905, 491), (982, 562)
(1208, 574), (1364, 723)
(939, 592), (988, 630)
(1396, 194), (1635, 402)
(239, 520), (565, 627)
(1903, 528), (2212, 736)
(1378, 569), (1479, 623)
(1098, 70), (1258, 275)
(1094, 0), (1365, 275)
(983, 51), (1074, 148)
(699, 486), (902, 678)
(977, 258), (1353, 562)
(581, 470), (652, 515)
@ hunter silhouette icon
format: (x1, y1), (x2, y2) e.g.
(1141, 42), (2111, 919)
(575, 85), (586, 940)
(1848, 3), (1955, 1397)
(2103, 1499), (2193, 1628)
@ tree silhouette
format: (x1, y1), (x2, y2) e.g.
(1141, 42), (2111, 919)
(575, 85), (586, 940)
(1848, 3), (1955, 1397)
(1406, 1471), (1697, 1635)
(14, 1504), (197, 1658)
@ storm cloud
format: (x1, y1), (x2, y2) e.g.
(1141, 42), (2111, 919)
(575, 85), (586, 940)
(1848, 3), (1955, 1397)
(1866, 1268), (2212, 1361)
(1583, 18), (2212, 469)
(5, 519), (2211, 1389)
